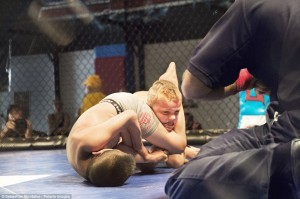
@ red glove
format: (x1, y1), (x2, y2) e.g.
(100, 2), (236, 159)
(235, 69), (254, 91)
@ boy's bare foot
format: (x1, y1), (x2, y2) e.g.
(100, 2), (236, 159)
(184, 145), (200, 159)
(145, 150), (168, 162)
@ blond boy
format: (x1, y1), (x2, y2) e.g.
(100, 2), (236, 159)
(136, 62), (199, 171)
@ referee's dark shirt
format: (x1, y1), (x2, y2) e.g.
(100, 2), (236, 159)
(188, 0), (300, 141)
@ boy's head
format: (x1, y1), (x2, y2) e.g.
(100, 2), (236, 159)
(147, 80), (182, 131)
(86, 149), (136, 187)
(147, 80), (182, 106)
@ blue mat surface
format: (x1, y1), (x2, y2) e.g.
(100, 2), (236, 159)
(0, 150), (174, 199)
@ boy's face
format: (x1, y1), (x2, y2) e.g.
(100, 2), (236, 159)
(151, 97), (181, 132)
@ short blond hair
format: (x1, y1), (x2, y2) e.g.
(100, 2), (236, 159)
(147, 80), (182, 106)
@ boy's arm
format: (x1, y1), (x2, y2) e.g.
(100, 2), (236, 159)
(174, 104), (186, 139)
(145, 122), (186, 154)
(73, 110), (144, 153)
(71, 108), (167, 163)
(115, 143), (167, 163)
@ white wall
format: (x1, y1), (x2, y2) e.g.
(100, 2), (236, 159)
(59, 50), (95, 124)
(7, 54), (54, 132)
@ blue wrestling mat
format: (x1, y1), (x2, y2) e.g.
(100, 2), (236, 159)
(0, 150), (174, 199)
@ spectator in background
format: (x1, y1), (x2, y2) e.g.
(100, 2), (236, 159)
(184, 112), (202, 130)
(48, 98), (70, 136)
(0, 104), (32, 139)
(79, 74), (106, 116)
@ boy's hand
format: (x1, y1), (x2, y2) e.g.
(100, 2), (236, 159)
(144, 150), (168, 163)
(139, 145), (167, 162)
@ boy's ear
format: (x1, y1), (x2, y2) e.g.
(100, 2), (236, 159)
(159, 62), (179, 88)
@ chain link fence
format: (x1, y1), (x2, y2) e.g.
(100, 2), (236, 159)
(0, 0), (237, 136)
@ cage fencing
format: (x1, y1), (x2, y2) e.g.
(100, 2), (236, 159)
(0, 0), (237, 137)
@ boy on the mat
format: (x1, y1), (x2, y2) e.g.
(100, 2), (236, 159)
(67, 62), (188, 187)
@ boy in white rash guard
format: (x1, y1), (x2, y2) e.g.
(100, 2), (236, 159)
(135, 62), (200, 171)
